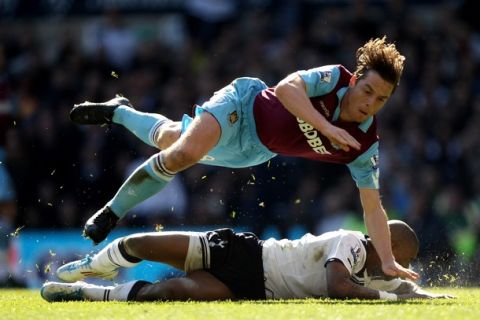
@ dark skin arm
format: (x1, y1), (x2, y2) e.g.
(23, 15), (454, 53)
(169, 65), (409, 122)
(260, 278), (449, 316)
(326, 261), (455, 300)
(326, 261), (382, 299)
(391, 280), (455, 300)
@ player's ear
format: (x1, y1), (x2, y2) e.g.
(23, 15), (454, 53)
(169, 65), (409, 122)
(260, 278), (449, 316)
(349, 75), (357, 87)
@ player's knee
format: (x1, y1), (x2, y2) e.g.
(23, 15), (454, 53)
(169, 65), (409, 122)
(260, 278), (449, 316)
(122, 235), (148, 258)
(164, 147), (204, 172)
(156, 122), (181, 149)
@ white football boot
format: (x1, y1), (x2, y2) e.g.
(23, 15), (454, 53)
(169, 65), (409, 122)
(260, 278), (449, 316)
(56, 255), (118, 282)
(41, 281), (88, 302)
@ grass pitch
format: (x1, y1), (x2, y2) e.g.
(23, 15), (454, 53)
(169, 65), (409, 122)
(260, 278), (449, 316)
(1, 287), (479, 320)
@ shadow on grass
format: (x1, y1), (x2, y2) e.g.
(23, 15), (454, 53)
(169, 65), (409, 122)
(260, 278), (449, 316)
(232, 298), (458, 306)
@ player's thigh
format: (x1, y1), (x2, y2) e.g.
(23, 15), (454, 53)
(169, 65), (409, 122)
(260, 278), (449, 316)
(162, 112), (221, 171)
(185, 270), (234, 300)
(123, 232), (190, 270)
(136, 270), (233, 301)
(154, 121), (182, 150)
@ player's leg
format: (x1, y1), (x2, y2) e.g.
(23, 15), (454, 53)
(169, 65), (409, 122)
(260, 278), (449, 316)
(41, 280), (148, 302)
(154, 121), (182, 150)
(83, 112), (220, 244)
(134, 270), (234, 301)
(70, 95), (178, 149)
(122, 232), (190, 269)
(42, 271), (233, 302)
(57, 232), (192, 282)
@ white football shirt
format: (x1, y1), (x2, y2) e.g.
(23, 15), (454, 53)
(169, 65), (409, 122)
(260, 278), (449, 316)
(262, 229), (401, 299)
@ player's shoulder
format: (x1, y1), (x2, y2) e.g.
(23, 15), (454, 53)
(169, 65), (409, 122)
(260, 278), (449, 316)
(313, 64), (352, 80)
(317, 229), (365, 244)
(335, 229), (365, 239)
(298, 64), (340, 80)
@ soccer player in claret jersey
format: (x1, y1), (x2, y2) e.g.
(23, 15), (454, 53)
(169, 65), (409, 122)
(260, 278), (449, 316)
(41, 220), (453, 302)
(69, 36), (417, 280)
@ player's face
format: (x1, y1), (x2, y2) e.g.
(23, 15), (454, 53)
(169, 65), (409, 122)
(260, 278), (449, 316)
(342, 70), (395, 123)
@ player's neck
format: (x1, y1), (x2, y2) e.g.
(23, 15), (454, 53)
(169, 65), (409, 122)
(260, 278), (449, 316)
(338, 89), (351, 122)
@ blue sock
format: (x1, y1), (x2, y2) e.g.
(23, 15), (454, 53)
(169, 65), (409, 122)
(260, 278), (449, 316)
(107, 153), (175, 219)
(113, 106), (168, 148)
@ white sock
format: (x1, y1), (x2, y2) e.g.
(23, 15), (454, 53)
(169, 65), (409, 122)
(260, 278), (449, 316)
(90, 238), (140, 272)
(81, 283), (115, 301)
(82, 281), (147, 301)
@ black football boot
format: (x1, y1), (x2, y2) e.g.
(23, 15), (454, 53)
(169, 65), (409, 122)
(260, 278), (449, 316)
(83, 206), (119, 245)
(70, 94), (132, 125)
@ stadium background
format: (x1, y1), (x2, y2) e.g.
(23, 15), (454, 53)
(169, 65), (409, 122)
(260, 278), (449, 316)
(1, 0), (479, 288)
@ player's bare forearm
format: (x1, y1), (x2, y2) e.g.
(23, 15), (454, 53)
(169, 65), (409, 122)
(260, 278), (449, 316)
(275, 73), (360, 151)
(364, 207), (394, 265)
(359, 189), (394, 265)
(359, 189), (419, 280)
(326, 261), (388, 300)
(275, 73), (330, 132)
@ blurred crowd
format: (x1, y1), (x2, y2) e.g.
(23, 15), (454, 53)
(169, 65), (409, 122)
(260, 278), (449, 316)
(1, 0), (480, 286)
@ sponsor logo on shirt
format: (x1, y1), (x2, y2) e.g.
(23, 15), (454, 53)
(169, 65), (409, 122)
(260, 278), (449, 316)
(296, 117), (331, 155)
(228, 111), (238, 125)
(319, 101), (330, 117)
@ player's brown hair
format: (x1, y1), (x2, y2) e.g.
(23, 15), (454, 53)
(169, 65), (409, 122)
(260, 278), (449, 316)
(354, 36), (405, 90)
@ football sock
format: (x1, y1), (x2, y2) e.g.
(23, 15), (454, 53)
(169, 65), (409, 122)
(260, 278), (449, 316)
(82, 280), (150, 301)
(107, 152), (176, 219)
(81, 283), (115, 301)
(113, 105), (169, 148)
(90, 238), (141, 272)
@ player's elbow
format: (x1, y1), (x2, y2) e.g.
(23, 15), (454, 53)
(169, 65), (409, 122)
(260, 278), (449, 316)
(274, 80), (288, 98)
(326, 279), (350, 299)
(274, 74), (304, 100)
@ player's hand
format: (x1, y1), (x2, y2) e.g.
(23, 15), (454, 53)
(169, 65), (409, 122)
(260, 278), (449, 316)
(382, 260), (419, 281)
(398, 290), (455, 300)
(320, 123), (361, 152)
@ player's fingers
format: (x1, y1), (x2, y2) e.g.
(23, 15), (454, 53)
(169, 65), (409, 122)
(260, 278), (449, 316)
(343, 134), (361, 150)
(382, 266), (397, 277)
(398, 267), (419, 281)
(334, 130), (361, 151)
(333, 140), (350, 152)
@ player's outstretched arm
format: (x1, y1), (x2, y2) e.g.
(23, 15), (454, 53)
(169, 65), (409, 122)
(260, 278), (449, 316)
(274, 73), (360, 152)
(391, 280), (455, 300)
(326, 260), (394, 300)
(325, 262), (452, 300)
(359, 189), (419, 281)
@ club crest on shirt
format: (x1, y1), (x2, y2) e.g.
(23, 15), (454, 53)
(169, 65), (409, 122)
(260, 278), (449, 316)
(350, 245), (361, 265)
(228, 111), (238, 125)
(319, 71), (332, 83)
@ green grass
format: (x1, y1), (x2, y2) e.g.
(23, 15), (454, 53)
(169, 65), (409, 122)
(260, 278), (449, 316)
(1, 288), (479, 320)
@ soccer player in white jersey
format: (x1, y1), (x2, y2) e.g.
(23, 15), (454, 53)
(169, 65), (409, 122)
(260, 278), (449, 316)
(41, 220), (452, 302)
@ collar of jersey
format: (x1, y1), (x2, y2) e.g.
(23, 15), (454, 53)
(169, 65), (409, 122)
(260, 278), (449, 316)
(333, 87), (373, 133)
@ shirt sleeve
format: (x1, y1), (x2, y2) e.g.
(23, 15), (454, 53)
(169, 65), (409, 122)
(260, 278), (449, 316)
(347, 142), (380, 189)
(324, 232), (366, 275)
(297, 65), (340, 98)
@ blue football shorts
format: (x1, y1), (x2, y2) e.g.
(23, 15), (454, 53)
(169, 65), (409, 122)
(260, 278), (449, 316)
(181, 77), (277, 168)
